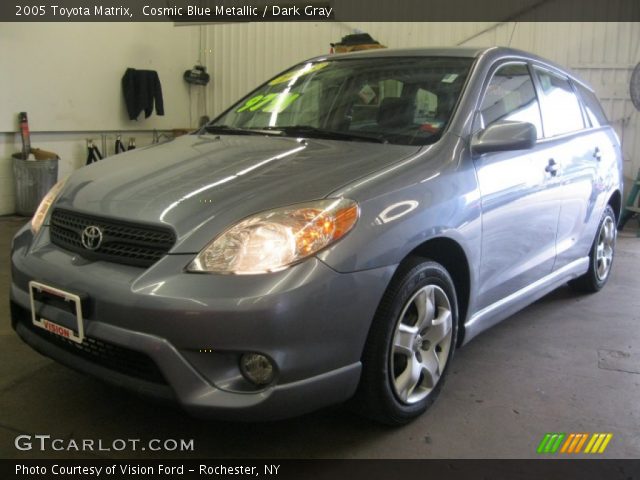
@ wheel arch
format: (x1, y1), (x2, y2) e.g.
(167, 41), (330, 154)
(608, 189), (622, 224)
(405, 236), (471, 347)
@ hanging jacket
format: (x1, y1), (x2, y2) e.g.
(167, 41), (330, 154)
(121, 68), (165, 120)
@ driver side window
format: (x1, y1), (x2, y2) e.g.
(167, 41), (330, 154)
(478, 63), (543, 139)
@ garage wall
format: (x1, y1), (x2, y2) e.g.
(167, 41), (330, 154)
(0, 22), (200, 215)
(203, 21), (640, 184)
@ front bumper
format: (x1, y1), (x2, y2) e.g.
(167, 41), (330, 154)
(10, 225), (395, 420)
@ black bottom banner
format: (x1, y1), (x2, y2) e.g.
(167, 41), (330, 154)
(4, 459), (640, 480)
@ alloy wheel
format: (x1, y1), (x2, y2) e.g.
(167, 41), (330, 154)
(595, 215), (615, 281)
(390, 284), (453, 404)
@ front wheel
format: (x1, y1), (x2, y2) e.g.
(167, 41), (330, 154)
(354, 258), (458, 425)
(569, 205), (617, 293)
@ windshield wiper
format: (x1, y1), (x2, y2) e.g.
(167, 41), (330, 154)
(204, 124), (389, 144)
(202, 125), (279, 136)
(263, 126), (388, 144)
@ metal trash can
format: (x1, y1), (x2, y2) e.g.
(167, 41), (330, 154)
(12, 153), (59, 216)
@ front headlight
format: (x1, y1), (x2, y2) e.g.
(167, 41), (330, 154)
(31, 178), (67, 234)
(187, 198), (359, 274)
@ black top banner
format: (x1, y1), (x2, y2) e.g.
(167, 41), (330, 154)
(1, 0), (639, 22)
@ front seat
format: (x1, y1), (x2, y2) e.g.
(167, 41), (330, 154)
(377, 97), (415, 130)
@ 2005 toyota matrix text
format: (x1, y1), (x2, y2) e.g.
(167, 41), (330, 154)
(11, 47), (622, 424)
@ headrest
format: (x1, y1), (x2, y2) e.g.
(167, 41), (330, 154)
(377, 97), (415, 129)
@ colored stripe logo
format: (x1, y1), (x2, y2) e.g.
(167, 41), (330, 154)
(537, 433), (612, 454)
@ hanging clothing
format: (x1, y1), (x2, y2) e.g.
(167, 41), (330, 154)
(121, 68), (165, 120)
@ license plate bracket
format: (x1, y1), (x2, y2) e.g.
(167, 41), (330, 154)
(29, 281), (85, 344)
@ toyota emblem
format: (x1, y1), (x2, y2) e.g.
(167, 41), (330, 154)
(81, 225), (103, 250)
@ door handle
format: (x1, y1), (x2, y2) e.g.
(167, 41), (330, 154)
(545, 158), (558, 176)
(593, 147), (602, 161)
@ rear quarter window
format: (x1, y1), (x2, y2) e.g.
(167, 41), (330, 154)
(575, 83), (609, 127)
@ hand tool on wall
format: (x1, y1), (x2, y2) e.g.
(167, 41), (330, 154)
(115, 135), (126, 154)
(86, 139), (103, 165)
(18, 112), (31, 160)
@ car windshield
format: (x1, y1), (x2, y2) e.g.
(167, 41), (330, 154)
(207, 57), (473, 146)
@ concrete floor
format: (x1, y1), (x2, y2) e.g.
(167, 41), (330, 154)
(1, 216), (639, 459)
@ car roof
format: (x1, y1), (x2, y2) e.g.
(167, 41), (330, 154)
(324, 46), (490, 59)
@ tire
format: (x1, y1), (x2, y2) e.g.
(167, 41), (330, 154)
(569, 205), (617, 293)
(354, 257), (458, 425)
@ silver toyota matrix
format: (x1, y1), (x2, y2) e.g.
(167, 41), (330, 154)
(11, 47), (623, 424)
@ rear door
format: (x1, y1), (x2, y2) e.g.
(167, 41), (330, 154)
(530, 66), (610, 270)
(473, 62), (563, 309)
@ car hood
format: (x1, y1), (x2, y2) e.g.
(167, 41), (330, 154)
(54, 134), (421, 252)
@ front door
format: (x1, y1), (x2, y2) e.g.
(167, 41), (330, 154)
(473, 62), (562, 310)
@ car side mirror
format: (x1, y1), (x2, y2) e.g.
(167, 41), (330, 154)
(471, 121), (537, 155)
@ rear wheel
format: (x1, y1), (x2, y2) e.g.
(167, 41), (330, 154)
(569, 205), (616, 293)
(354, 258), (458, 425)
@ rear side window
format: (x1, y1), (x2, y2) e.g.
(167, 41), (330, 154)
(478, 63), (543, 139)
(533, 67), (585, 137)
(575, 83), (608, 127)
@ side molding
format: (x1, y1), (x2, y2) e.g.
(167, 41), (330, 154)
(463, 257), (589, 344)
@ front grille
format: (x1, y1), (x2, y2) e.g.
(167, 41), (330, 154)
(49, 209), (176, 268)
(14, 305), (167, 385)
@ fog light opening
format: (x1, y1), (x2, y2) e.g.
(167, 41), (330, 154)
(240, 353), (275, 386)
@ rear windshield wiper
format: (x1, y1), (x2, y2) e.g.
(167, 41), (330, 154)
(264, 126), (388, 144)
(202, 125), (280, 136)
